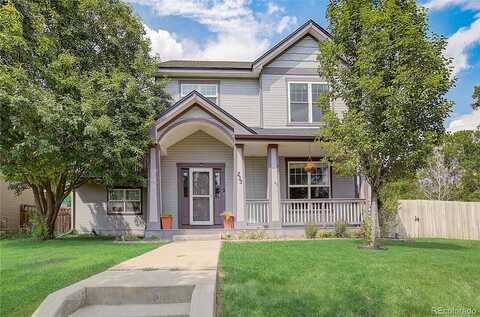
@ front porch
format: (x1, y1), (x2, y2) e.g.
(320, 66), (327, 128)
(145, 92), (369, 234)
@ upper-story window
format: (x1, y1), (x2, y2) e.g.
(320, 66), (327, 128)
(181, 83), (218, 104)
(288, 82), (329, 124)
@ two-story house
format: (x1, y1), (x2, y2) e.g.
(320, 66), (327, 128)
(73, 20), (369, 238)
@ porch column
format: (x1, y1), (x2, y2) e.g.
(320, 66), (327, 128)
(147, 145), (162, 230)
(233, 143), (246, 228)
(267, 144), (282, 228)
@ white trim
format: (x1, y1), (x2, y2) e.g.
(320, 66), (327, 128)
(180, 83), (218, 103)
(287, 81), (330, 124)
(189, 167), (214, 225)
(108, 188), (142, 214)
(287, 161), (330, 199)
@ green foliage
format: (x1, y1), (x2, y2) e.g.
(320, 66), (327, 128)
(118, 232), (141, 241)
(361, 215), (373, 245)
(335, 221), (347, 238)
(317, 0), (453, 245)
(305, 223), (318, 239)
(0, 0), (170, 238)
(379, 176), (424, 236)
(319, 230), (335, 238)
(28, 210), (48, 240)
(442, 130), (480, 201)
(472, 86), (480, 110)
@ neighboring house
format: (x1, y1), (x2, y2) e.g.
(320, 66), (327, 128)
(73, 20), (370, 237)
(0, 178), (35, 232)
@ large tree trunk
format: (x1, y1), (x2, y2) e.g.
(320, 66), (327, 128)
(31, 183), (65, 240)
(368, 188), (380, 248)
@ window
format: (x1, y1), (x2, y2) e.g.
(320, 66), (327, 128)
(288, 82), (329, 123)
(108, 188), (142, 214)
(288, 162), (330, 199)
(181, 83), (218, 104)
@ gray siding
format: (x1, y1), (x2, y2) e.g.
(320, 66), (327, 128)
(161, 130), (233, 228)
(266, 36), (319, 69)
(245, 157), (267, 199)
(164, 78), (260, 127)
(332, 173), (356, 198)
(74, 183), (146, 235)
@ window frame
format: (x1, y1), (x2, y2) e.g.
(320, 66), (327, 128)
(180, 82), (219, 104)
(287, 81), (330, 124)
(287, 161), (331, 199)
(107, 188), (142, 215)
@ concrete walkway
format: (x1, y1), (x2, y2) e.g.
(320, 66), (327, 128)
(32, 240), (221, 317)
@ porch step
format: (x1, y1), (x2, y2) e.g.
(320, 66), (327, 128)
(172, 234), (221, 241)
(69, 303), (190, 317)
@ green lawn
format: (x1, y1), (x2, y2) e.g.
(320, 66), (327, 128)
(0, 236), (161, 317)
(218, 239), (480, 317)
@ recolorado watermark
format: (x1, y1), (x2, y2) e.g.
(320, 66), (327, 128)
(432, 306), (477, 315)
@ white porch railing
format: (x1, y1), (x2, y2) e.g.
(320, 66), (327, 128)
(281, 199), (365, 226)
(246, 199), (269, 225)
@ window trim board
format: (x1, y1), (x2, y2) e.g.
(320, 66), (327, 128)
(287, 81), (331, 124)
(107, 187), (143, 215)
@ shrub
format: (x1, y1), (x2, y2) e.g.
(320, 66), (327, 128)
(319, 230), (334, 238)
(361, 215), (373, 244)
(118, 232), (141, 241)
(305, 223), (318, 239)
(335, 220), (347, 238)
(29, 211), (48, 240)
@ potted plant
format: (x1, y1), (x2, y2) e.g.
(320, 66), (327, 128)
(160, 213), (173, 230)
(220, 211), (234, 229)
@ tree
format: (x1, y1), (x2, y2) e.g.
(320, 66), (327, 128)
(0, 0), (170, 239)
(473, 86), (480, 110)
(442, 130), (480, 201)
(417, 147), (461, 200)
(317, 0), (453, 248)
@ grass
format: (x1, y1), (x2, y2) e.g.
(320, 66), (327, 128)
(0, 235), (162, 317)
(218, 239), (480, 317)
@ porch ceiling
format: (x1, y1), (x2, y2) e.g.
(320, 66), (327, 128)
(243, 142), (326, 157)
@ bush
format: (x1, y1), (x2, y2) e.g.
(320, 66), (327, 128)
(335, 221), (347, 238)
(319, 230), (334, 238)
(361, 215), (373, 244)
(118, 232), (141, 241)
(305, 223), (318, 239)
(29, 211), (48, 240)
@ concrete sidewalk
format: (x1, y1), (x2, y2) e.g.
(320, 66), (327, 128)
(32, 240), (221, 317)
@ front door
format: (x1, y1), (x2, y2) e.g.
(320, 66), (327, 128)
(189, 168), (214, 225)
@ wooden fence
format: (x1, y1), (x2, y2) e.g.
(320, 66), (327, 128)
(395, 200), (480, 240)
(20, 204), (72, 234)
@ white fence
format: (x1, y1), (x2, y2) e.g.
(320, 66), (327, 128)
(396, 200), (480, 240)
(281, 199), (365, 226)
(246, 199), (269, 225)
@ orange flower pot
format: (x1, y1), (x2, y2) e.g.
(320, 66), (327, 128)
(160, 215), (173, 230)
(223, 215), (234, 229)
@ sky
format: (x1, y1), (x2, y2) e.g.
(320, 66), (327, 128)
(127, 0), (480, 131)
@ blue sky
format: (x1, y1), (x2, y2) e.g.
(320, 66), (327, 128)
(128, 0), (480, 131)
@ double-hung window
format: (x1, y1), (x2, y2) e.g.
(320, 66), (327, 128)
(108, 188), (142, 214)
(288, 82), (329, 123)
(288, 162), (330, 199)
(181, 83), (218, 104)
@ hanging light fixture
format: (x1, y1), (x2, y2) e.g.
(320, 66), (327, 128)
(304, 143), (315, 173)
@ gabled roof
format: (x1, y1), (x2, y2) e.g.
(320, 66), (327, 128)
(153, 90), (257, 135)
(252, 19), (331, 69)
(157, 19), (330, 74)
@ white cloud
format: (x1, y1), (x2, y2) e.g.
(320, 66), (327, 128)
(445, 18), (480, 75)
(276, 16), (298, 33)
(424, 0), (480, 10)
(143, 24), (184, 60)
(129, 0), (298, 61)
(424, 0), (480, 75)
(447, 110), (480, 132)
(267, 2), (283, 15)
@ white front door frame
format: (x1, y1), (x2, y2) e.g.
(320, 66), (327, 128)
(189, 167), (214, 225)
